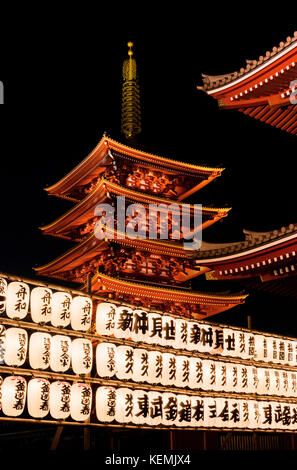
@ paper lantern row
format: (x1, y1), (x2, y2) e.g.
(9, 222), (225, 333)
(96, 343), (297, 399)
(96, 386), (297, 431)
(96, 302), (297, 367)
(0, 376), (92, 421)
(1, 327), (92, 375)
(0, 279), (92, 331)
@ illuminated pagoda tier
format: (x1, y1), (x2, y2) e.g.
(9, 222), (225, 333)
(36, 43), (247, 319)
(198, 31), (297, 134)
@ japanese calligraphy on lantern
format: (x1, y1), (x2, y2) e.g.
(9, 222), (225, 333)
(96, 302), (297, 367)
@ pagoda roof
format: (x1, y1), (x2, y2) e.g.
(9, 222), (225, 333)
(45, 136), (225, 200)
(197, 223), (297, 281)
(91, 272), (248, 320)
(41, 177), (230, 240)
(198, 31), (297, 135)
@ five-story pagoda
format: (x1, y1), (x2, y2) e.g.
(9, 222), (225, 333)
(35, 42), (247, 320)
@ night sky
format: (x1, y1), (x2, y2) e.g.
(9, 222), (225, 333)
(0, 11), (296, 336)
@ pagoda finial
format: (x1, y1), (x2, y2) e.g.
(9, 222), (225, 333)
(121, 41), (142, 142)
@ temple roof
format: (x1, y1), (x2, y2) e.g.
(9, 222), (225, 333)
(41, 177), (230, 240)
(91, 272), (248, 320)
(45, 136), (225, 200)
(198, 32), (297, 135)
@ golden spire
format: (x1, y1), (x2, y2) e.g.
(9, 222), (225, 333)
(121, 41), (142, 142)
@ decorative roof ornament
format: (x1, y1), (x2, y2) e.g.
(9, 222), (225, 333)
(121, 42), (142, 143)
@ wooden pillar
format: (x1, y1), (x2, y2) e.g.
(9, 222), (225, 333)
(168, 430), (174, 450)
(247, 314), (252, 329)
(203, 431), (207, 450)
(50, 425), (63, 450)
(84, 427), (91, 450)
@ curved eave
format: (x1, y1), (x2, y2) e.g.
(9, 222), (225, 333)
(91, 272), (248, 307)
(45, 136), (225, 198)
(41, 178), (230, 238)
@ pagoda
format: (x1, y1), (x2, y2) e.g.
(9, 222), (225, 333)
(35, 42), (247, 319)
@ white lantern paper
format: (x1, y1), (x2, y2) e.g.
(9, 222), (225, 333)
(0, 325), (6, 364)
(202, 360), (219, 392)
(29, 332), (51, 370)
(161, 315), (176, 348)
(1, 376), (27, 417)
(96, 342), (116, 378)
(71, 338), (93, 375)
(191, 395), (206, 428)
(27, 378), (50, 418)
(162, 392), (178, 426)
(4, 327), (28, 366)
(132, 348), (149, 383)
(203, 397), (219, 428)
(95, 302), (116, 336)
(254, 334), (267, 362)
(131, 309), (149, 343)
(148, 391), (163, 426)
(70, 296), (92, 332)
(289, 372), (297, 398)
(161, 353), (177, 387)
(148, 350), (163, 385)
(115, 387), (134, 423)
(49, 381), (71, 420)
(116, 345), (134, 381)
(96, 386), (116, 423)
(30, 287), (52, 324)
(6, 281), (29, 320)
(270, 369), (282, 397)
(50, 335), (71, 372)
(0, 277), (7, 314)
(132, 389), (149, 425)
(147, 312), (163, 345)
(114, 306), (133, 340)
(175, 318), (188, 351)
(175, 355), (190, 389)
(51, 291), (72, 327)
(176, 394), (192, 427)
(233, 330), (249, 360)
(189, 358), (204, 391)
(70, 383), (92, 421)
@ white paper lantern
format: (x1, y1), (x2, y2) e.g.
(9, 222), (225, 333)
(27, 378), (50, 418)
(51, 291), (72, 327)
(289, 372), (297, 398)
(50, 335), (71, 372)
(175, 318), (188, 351)
(30, 287), (52, 324)
(191, 395), (206, 428)
(115, 345), (134, 381)
(95, 302), (116, 336)
(0, 325), (6, 364)
(148, 350), (163, 385)
(203, 397), (219, 428)
(176, 394), (192, 427)
(4, 327), (28, 366)
(1, 376), (27, 417)
(96, 342), (116, 378)
(189, 357), (204, 391)
(114, 306), (133, 340)
(237, 364), (253, 395)
(175, 355), (190, 389)
(186, 321), (202, 352)
(161, 353), (177, 387)
(162, 392), (178, 426)
(71, 338), (93, 375)
(115, 387), (134, 423)
(29, 331), (51, 370)
(6, 282), (29, 319)
(131, 309), (149, 343)
(161, 315), (176, 348)
(202, 360), (220, 392)
(132, 348), (149, 383)
(254, 334), (267, 362)
(147, 312), (163, 345)
(132, 389), (149, 425)
(232, 330), (249, 360)
(0, 277), (7, 314)
(148, 391), (163, 426)
(270, 369), (282, 397)
(216, 398), (242, 429)
(70, 383), (92, 421)
(49, 381), (71, 420)
(96, 386), (116, 423)
(70, 296), (92, 332)
(257, 400), (275, 430)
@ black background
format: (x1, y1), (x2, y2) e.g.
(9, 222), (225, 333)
(0, 9), (296, 336)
